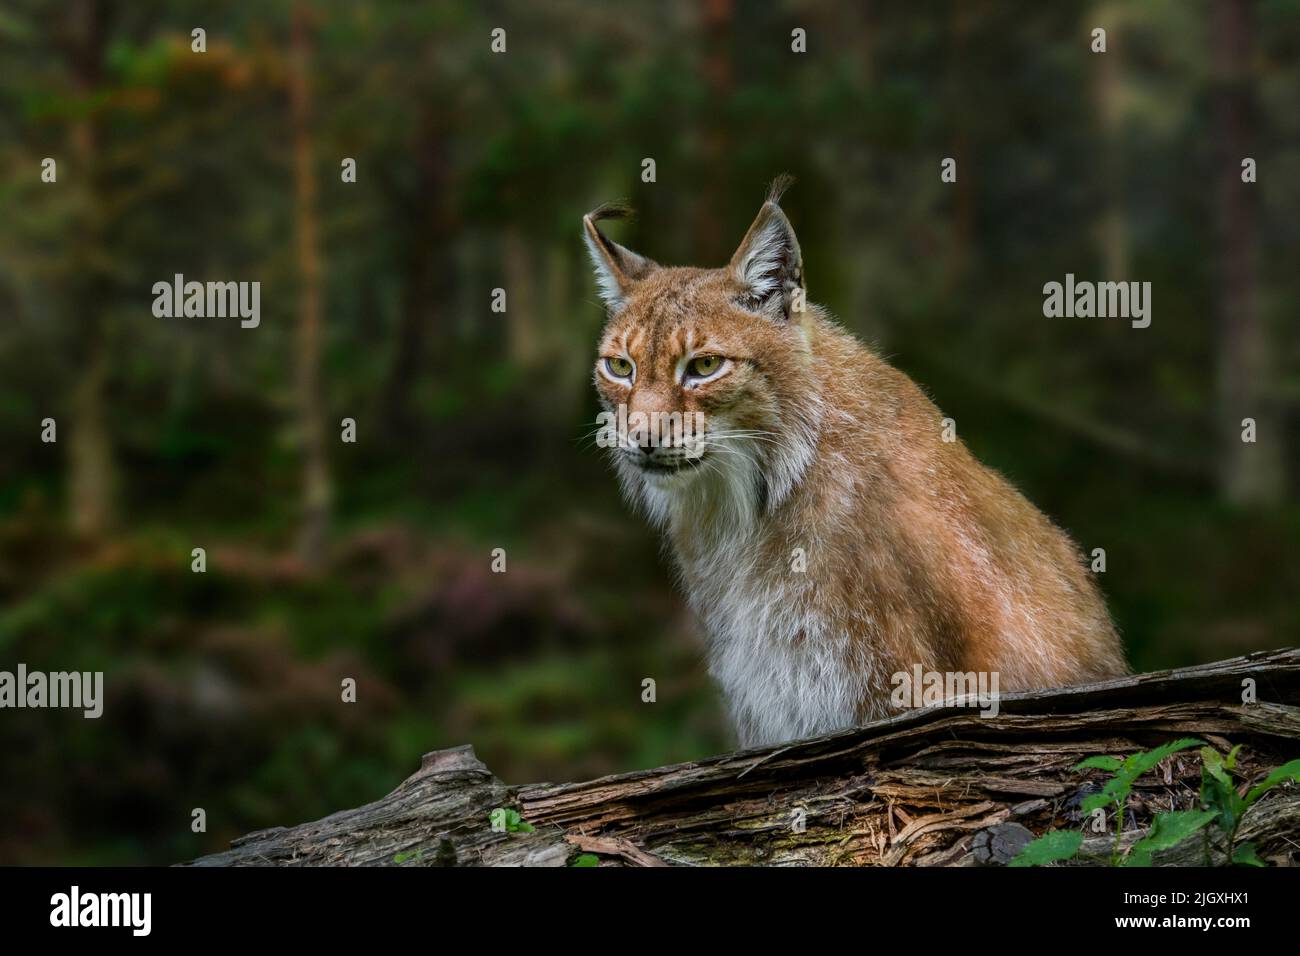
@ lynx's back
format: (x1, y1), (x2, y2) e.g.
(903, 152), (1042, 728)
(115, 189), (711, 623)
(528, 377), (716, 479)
(585, 182), (1127, 746)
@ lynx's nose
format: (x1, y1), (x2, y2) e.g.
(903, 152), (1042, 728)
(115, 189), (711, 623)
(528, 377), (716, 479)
(627, 442), (706, 475)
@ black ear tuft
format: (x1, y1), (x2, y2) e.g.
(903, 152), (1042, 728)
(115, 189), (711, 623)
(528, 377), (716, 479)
(585, 201), (636, 226)
(767, 173), (795, 206)
(582, 203), (656, 310)
(729, 182), (805, 320)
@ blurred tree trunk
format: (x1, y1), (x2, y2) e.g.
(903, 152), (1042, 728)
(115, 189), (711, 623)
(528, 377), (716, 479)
(943, 0), (975, 293)
(841, 1), (883, 344)
(502, 230), (540, 367)
(62, 0), (118, 539)
(54, 0), (119, 539)
(289, 1), (332, 565)
(1092, 1), (1129, 279)
(543, 245), (588, 419)
(694, 0), (733, 261)
(1212, 0), (1283, 506)
(384, 241), (433, 437)
(381, 107), (449, 440)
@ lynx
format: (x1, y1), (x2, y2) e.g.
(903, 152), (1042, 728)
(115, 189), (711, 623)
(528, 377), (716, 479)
(585, 178), (1128, 747)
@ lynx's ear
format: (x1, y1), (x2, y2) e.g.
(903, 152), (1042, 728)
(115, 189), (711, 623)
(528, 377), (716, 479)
(729, 176), (805, 320)
(583, 203), (657, 311)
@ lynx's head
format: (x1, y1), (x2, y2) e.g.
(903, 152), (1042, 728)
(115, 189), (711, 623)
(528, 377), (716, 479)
(585, 179), (823, 532)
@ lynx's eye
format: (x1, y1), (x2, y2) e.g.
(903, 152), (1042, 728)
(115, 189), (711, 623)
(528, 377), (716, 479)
(685, 355), (726, 382)
(604, 356), (635, 380)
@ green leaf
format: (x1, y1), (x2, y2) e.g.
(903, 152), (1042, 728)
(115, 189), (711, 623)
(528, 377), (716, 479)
(1200, 747), (1232, 789)
(1199, 747), (1245, 831)
(1075, 755), (1123, 772)
(1200, 778), (1239, 832)
(1122, 810), (1216, 867)
(570, 853), (600, 867)
(1224, 744), (1242, 772)
(1244, 759), (1300, 806)
(1008, 830), (1084, 867)
(488, 806), (535, 833)
(1080, 793), (1112, 816)
(1123, 738), (1204, 779)
(1124, 846), (1154, 868)
(1082, 774), (1130, 815)
(1075, 741), (1203, 827)
(1231, 842), (1266, 867)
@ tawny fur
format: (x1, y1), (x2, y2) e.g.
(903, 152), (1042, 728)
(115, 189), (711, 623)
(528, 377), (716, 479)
(584, 186), (1128, 748)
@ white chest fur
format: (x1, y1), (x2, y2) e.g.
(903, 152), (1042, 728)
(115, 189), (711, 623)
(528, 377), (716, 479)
(630, 429), (868, 747)
(680, 543), (868, 748)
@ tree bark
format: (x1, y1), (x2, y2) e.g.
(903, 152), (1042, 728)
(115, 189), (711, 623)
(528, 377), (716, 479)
(943, 0), (975, 293)
(693, 0), (733, 262)
(64, 0), (118, 538)
(502, 230), (540, 368)
(289, 0), (332, 567)
(379, 105), (450, 442)
(186, 648), (1300, 867)
(1092, 1), (1129, 280)
(1212, 0), (1284, 506)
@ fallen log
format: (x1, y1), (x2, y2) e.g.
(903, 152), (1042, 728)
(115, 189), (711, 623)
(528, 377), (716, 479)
(185, 648), (1300, 866)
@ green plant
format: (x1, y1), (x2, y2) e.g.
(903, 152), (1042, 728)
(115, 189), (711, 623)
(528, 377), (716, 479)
(1010, 740), (1300, 867)
(1076, 737), (1205, 865)
(569, 853), (599, 867)
(1198, 746), (1300, 866)
(488, 807), (535, 834)
(1006, 829), (1083, 867)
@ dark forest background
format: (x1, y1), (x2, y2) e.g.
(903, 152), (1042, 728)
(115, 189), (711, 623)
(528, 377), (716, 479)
(0, 0), (1297, 864)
